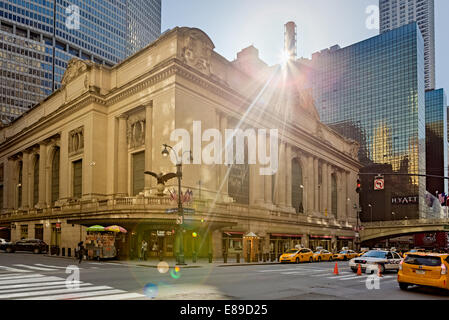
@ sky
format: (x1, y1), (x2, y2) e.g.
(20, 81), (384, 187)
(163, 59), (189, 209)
(162, 0), (449, 95)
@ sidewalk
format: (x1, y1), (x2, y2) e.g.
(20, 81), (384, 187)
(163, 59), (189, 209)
(108, 258), (281, 269)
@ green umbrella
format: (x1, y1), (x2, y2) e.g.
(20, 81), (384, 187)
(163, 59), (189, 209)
(86, 225), (105, 232)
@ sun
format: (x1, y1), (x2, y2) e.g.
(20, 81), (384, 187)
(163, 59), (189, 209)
(279, 50), (291, 66)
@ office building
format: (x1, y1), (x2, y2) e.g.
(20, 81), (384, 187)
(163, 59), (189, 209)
(425, 89), (448, 195)
(379, 0), (435, 90)
(302, 23), (427, 221)
(0, 0), (161, 123)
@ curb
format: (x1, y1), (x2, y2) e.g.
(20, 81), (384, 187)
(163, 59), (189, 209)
(108, 261), (281, 269)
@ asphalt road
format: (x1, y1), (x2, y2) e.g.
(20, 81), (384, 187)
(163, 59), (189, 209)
(0, 252), (448, 300)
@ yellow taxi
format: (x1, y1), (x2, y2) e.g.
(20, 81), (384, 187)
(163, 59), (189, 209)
(333, 250), (358, 261)
(403, 248), (426, 258)
(398, 253), (449, 291)
(313, 249), (333, 262)
(357, 250), (369, 257)
(280, 248), (314, 264)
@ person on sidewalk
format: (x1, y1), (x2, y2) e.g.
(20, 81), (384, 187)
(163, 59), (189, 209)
(141, 240), (148, 261)
(77, 241), (85, 264)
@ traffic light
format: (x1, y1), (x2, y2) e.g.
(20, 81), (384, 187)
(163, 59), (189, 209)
(356, 179), (361, 194)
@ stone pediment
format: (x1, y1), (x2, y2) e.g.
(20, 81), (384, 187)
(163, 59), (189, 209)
(177, 27), (215, 76)
(61, 58), (93, 87)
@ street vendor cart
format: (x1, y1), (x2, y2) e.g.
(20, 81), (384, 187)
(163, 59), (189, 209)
(85, 225), (127, 260)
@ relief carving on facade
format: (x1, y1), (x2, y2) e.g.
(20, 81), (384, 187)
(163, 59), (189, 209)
(61, 58), (92, 87)
(127, 111), (146, 149)
(179, 28), (215, 76)
(69, 127), (84, 155)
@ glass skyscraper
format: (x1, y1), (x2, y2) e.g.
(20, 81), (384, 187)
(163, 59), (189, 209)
(425, 89), (448, 195)
(0, 0), (161, 123)
(301, 23), (427, 220)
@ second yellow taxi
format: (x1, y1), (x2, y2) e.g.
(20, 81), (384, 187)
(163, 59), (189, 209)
(280, 248), (314, 264)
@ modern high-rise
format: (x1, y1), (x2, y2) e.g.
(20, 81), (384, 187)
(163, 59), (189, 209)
(425, 89), (448, 195)
(0, 0), (161, 123)
(301, 23), (427, 221)
(379, 0), (435, 90)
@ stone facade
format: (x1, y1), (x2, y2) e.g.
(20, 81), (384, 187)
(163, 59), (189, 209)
(0, 27), (361, 260)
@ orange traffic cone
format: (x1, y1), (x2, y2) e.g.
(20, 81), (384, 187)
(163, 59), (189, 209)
(357, 264), (362, 276)
(377, 264), (383, 278)
(333, 262), (339, 275)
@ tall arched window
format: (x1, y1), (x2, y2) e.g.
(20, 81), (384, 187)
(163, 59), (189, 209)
(331, 173), (338, 217)
(51, 148), (60, 204)
(228, 139), (249, 205)
(33, 155), (40, 206)
(17, 161), (23, 208)
(291, 158), (304, 213)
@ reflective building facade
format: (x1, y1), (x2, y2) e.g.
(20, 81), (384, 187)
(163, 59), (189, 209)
(302, 24), (427, 220)
(0, 0), (161, 123)
(425, 89), (448, 195)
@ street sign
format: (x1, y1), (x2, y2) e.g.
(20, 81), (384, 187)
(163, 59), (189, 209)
(166, 208), (178, 214)
(176, 216), (183, 225)
(374, 176), (385, 191)
(183, 208), (195, 214)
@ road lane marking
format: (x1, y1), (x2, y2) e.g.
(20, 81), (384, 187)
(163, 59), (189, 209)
(259, 267), (327, 273)
(13, 264), (58, 271)
(0, 266), (31, 273)
(34, 264), (82, 270)
(0, 283), (91, 294)
(22, 289), (125, 300)
(0, 274), (46, 281)
(337, 275), (370, 281)
(78, 292), (146, 300)
(0, 285), (113, 299)
(0, 276), (63, 285)
(0, 281), (82, 290)
(311, 271), (350, 277)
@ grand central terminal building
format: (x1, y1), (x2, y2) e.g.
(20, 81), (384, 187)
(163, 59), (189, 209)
(0, 27), (361, 261)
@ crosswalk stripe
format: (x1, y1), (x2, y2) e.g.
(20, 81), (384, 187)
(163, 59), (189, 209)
(34, 264), (78, 270)
(0, 285), (113, 299)
(13, 264), (58, 271)
(0, 276), (63, 285)
(337, 275), (369, 281)
(23, 289), (125, 300)
(0, 283), (92, 294)
(259, 267), (327, 273)
(78, 293), (146, 300)
(0, 274), (46, 281)
(0, 273), (26, 279)
(0, 266), (31, 273)
(0, 280), (82, 290)
(311, 272), (350, 277)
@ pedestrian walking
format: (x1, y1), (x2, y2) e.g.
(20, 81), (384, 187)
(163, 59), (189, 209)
(78, 241), (85, 264)
(141, 240), (148, 261)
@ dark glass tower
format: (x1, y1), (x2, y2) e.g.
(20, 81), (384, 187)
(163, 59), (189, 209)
(301, 24), (427, 220)
(425, 89), (448, 195)
(0, 0), (161, 123)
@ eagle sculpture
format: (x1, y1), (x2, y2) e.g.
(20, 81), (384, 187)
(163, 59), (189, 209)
(144, 171), (178, 196)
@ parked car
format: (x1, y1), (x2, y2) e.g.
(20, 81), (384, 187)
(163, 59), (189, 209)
(3, 239), (48, 254)
(349, 250), (403, 274)
(313, 249), (333, 262)
(398, 253), (449, 291)
(280, 248), (314, 264)
(333, 250), (358, 261)
(0, 238), (7, 251)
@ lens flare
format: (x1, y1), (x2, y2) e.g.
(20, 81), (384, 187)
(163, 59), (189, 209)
(170, 267), (181, 279)
(143, 283), (158, 299)
(157, 261), (169, 274)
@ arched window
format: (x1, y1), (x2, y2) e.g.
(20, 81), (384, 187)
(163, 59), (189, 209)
(33, 155), (40, 206)
(228, 139), (249, 205)
(331, 173), (338, 217)
(17, 161), (23, 208)
(51, 148), (60, 204)
(291, 158), (304, 213)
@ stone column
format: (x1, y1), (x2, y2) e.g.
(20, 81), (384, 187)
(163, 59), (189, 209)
(307, 155), (314, 213)
(328, 166), (333, 217)
(343, 171), (349, 219)
(144, 103), (153, 195)
(21, 152), (30, 209)
(313, 158), (319, 212)
(286, 145), (292, 208)
(117, 115), (129, 196)
(278, 142), (286, 206)
(221, 114), (229, 196)
(264, 134), (273, 205)
(322, 162), (329, 216)
(4, 159), (14, 209)
(38, 144), (47, 207)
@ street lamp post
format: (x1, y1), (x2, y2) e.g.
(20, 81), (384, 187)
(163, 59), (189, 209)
(161, 144), (192, 266)
(392, 212), (396, 221)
